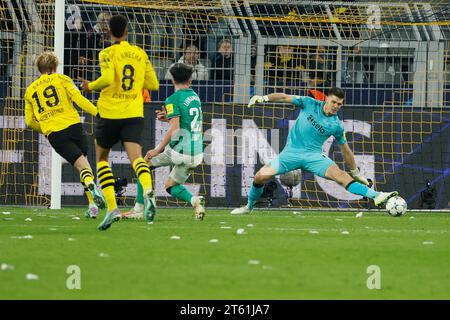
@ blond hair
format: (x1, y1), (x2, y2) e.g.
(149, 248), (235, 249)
(36, 51), (59, 74)
(97, 12), (111, 23)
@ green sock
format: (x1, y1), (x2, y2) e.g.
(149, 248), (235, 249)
(136, 180), (144, 205)
(168, 185), (193, 204)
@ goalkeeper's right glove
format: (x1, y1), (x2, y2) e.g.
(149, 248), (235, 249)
(247, 95), (269, 108)
(350, 168), (370, 186)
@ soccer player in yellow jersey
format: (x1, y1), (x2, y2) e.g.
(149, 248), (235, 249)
(80, 15), (159, 230)
(24, 52), (105, 218)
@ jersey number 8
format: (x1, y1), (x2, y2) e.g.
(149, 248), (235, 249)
(122, 65), (135, 91)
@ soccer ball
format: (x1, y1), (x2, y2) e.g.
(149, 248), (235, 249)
(385, 196), (407, 217)
(280, 170), (301, 188)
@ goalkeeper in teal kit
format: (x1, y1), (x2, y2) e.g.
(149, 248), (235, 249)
(231, 87), (398, 214)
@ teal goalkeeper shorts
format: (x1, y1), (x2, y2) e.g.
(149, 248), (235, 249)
(268, 148), (335, 178)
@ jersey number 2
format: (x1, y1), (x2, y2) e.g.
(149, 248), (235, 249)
(122, 65), (135, 91)
(189, 108), (201, 132)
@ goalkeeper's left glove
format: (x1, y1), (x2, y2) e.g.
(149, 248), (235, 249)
(350, 168), (370, 186)
(247, 95), (269, 108)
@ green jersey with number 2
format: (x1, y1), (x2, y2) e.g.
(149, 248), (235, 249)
(165, 88), (203, 156)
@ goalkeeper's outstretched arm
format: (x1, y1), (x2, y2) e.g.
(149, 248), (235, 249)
(247, 93), (297, 107)
(265, 93), (297, 103)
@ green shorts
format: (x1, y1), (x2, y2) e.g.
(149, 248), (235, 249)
(268, 148), (335, 178)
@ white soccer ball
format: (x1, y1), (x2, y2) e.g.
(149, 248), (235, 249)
(385, 196), (407, 217)
(280, 170), (301, 187)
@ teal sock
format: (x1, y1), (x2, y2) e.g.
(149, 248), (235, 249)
(167, 185), (193, 204)
(346, 181), (379, 199)
(136, 180), (144, 205)
(248, 182), (264, 209)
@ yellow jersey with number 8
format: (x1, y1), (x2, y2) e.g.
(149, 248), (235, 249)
(88, 41), (159, 119)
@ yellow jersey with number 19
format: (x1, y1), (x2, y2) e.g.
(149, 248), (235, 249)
(88, 41), (159, 119)
(24, 73), (97, 136)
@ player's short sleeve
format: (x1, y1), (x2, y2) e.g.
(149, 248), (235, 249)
(98, 50), (113, 71)
(88, 49), (115, 91)
(59, 75), (80, 98)
(292, 96), (314, 109)
(334, 122), (347, 145)
(165, 98), (180, 119)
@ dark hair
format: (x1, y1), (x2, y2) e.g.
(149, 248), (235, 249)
(169, 63), (194, 84)
(109, 15), (128, 38)
(328, 87), (345, 99)
(184, 44), (199, 52)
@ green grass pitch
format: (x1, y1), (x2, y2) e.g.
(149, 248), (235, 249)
(1, 206), (449, 299)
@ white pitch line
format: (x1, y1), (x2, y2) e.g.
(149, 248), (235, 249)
(269, 227), (448, 235)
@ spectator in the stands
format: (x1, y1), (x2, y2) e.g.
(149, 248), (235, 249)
(307, 46), (328, 85)
(64, 4), (87, 78)
(165, 44), (209, 80)
(84, 12), (112, 66)
(205, 17), (231, 61)
(264, 45), (302, 82)
(210, 39), (234, 81)
(305, 46), (335, 100)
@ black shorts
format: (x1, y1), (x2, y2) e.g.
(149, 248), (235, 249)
(47, 123), (88, 166)
(95, 117), (144, 149)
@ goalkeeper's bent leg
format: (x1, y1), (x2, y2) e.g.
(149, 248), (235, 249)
(97, 161), (118, 211)
(246, 165), (277, 209)
(346, 180), (379, 199)
(248, 182), (264, 209)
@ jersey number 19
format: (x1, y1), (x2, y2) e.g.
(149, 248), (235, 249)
(31, 85), (60, 113)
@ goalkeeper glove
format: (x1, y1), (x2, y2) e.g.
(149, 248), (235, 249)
(350, 168), (370, 186)
(248, 95), (269, 108)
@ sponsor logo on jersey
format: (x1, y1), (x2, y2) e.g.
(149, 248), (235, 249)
(306, 114), (326, 134)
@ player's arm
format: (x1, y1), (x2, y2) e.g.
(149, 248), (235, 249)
(146, 117), (179, 159)
(247, 93), (305, 108)
(146, 101), (179, 159)
(155, 108), (169, 122)
(83, 51), (114, 92)
(143, 58), (159, 91)
(62, 76), (98, 116)
(339, 142), (357, 171)
(338, 143), (369, 186)
(71, 92), (98, 116)
(335, 124), (369, 185)
(24, 95), (42, 133)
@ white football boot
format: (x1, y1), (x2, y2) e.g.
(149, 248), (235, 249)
(230, 205), (253, 215)
(121, 207), (144, 220)
(374, 191), (398, 207)
(192, 196), (206, 221)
